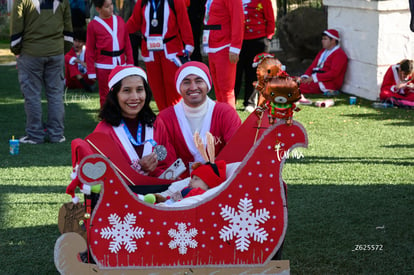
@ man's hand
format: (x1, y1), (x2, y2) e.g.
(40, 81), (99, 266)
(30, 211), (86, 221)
(300, 77), (312, 84)
(229, 52), (239, 64)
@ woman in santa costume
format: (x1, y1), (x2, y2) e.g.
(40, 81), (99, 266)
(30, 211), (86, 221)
(158, 61), (241, 177)
(380, 59), (414, 104)
(202, 0), (244, 109)
(126, 0), (194, 111)
(66, 65), (176, 203)
(86, 0), (134, 108)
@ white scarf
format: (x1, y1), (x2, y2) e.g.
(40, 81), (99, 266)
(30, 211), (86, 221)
(113, 124), (154, 164)
(174, 98), (215, 163)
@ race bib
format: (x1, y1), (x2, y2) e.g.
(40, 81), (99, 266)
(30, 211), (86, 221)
(147, 36), (163, 51)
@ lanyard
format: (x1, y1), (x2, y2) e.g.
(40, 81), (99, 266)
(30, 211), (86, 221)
(121, 120), (157, 147)
(317, 49), (330, 68)
(204, 0), (213, 23)
(151, 0), (161, 19)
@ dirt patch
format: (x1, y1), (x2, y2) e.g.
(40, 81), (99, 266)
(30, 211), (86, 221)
(0, 48), (16, 64)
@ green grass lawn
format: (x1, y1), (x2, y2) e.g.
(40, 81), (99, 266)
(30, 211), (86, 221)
(0, 61), (413, 274)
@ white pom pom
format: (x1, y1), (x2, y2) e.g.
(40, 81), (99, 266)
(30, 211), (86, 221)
(72, 196), (80, 204)
(71, 164), (79, 180)
(81, 184), (91, 195)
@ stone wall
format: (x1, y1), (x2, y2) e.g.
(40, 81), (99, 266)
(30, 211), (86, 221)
(324, 0), (414, 100)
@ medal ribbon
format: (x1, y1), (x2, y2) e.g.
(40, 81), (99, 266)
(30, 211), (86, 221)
(151, 0), (161, 21)
(121, 120), (157, 147)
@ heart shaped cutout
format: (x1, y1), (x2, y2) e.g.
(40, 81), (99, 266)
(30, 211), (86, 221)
(82, 161), (107, 180)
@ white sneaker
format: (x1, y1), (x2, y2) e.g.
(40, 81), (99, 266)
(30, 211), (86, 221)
(19, 136), (42, 144)
(51, 136), (66, 143)
(244, 106), (255, 113)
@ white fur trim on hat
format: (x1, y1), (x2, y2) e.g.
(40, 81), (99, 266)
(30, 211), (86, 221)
(176, 66), (211, 94)
(108, 67), (148, 89)
(323, 29), (340, 41)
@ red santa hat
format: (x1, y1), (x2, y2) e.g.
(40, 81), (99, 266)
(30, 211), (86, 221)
(108, 65), (148, 90)
(175, 61), (212, 94)
(323, 29), (340, 41)
(191, 160), (227, 189)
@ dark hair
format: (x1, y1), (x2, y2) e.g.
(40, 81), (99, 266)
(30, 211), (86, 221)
(399, 59), (414, 74)
(93, 0), (107, 8)
(73, 29), (86, 42)
(98, 76), (156, 126)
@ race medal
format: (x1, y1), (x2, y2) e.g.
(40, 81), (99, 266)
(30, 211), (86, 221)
(154, 145), (167, 161)
(151, 18), (158, 27)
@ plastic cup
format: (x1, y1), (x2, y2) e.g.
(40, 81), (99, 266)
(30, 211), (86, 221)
(9, 139), (19, 155)
(349, 96), (357, 105)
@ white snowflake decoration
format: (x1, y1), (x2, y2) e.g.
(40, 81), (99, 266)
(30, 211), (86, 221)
(100, 213), (145, 253)
(219, 197), (270, 252)
(168, 223), (198, 255)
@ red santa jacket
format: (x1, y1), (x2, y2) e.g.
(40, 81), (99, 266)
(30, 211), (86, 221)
(86, 15), (134, 79)
(380, 64), (414, 100)
(65, 46), (87, 82)
(302, 45), (348, 91)
(158, 100), (241, 177)
(243, 0), (275, 40)
(126, 0), (194, 62)
(93, 117), (177, 177)
(203, 0), (244, 54)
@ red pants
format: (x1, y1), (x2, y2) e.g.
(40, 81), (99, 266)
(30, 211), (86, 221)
(380, 90), (414, 101)
(145, 51), (182, 111)
(97, 68), (111, 108)
(299, 82), (323, 94)
(208, 49), (237, 109)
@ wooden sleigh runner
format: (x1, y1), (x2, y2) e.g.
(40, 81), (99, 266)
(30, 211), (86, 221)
(54, 113), (308, 274)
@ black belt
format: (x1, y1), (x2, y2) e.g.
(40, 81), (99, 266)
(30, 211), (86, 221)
(204, 24), (221, 30)
(101, 49), (125, 57)
(312, 69), (326, 73)
(143, 35), (176, 43)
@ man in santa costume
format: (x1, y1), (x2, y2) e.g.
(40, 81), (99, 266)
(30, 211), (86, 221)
(127, 0), (194, 111)
(158, 61), (241, 177)
(299, 29), (348, 104)
(202, 0), (244, 109)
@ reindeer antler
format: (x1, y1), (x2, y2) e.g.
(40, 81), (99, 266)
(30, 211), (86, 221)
(193, 131), (209, 162)
(206, 132), (215, 164)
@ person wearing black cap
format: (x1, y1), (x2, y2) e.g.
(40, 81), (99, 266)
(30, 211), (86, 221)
(299, 29), (348, 104)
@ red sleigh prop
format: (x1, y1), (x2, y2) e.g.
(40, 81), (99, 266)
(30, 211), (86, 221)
(55, 115), (307, 274)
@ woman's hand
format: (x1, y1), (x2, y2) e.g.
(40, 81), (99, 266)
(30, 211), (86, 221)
(139, 152), (158, 173)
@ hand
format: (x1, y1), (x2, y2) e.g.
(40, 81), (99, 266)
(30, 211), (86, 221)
(301, 77), (312, 84)
(229, 52), (239, 64)
(139, 152), (158, 173)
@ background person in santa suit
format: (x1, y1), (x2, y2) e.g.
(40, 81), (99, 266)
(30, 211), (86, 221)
(299, 29), (348, 104)
(380, 59), (414, 104)
(202, 0), (244, 109)
(64, 29), (95, 92)
(158, 61), (241, 177)
(235, 0), (275, 113)
(86, 0), (134, 108)
(127, 0), (194, 111)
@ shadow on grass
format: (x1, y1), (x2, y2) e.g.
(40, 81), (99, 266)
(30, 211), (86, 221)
(286, 156), (413, 166)
(0, 224), (60, 274)
(0, 184), (412, 274)
(0, 184), (67, 194)
(285, 183), (414, 274)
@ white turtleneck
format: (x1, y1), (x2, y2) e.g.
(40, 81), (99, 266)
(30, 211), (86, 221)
(183, 100), (208, 134)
